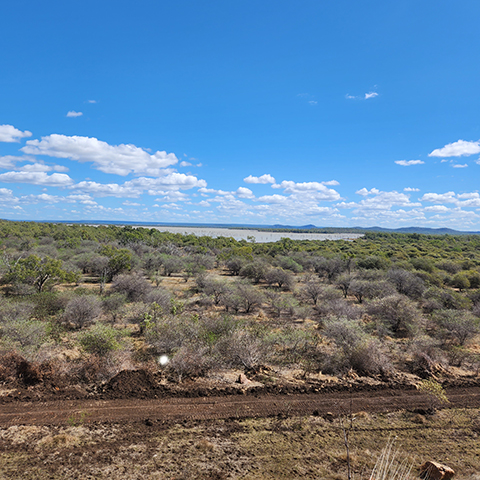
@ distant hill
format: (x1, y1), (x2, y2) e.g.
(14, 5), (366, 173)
(32, 219), (480, 235)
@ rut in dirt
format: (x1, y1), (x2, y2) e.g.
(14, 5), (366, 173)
(1, 386), (479, 427)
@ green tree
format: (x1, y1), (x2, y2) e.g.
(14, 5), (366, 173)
(3, 255), (69, 292)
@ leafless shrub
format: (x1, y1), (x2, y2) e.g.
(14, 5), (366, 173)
(321, 318), (392, 376)
(145, 288), (172, 312)
(168, 345), (212, 382)
(367, 294), (421, 338)
(265, 268), (294, 290)
(387, 268), (425, 299)
(111, 273), (152, 302)
(62, 295), (102, 329)
(408, 336), (448, 377)
(315, 297), (363, 321)
(434, 309), (480, 346)
(216, 329), (269, 369)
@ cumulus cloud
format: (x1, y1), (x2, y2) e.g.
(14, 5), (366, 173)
(0, 125), (32, 143)
(341, 189), (420, 215)
(0, 155), (28, 169)
(22, 134), (179, 176)
(272, 181), (341, 200)
(429, 140), (480, 157)
(452, 164), (468, 168)
(0, 171), (73, 187)
(356, 187), (380, 196)
(420, 191), (456, 204)
(244, 174), (276, 184)
(236, 187), (254, 199)
(66, 111), (83, 118)
(180, 161), (192, 167)
(17, 162), (69, 173)
(395, 160), (425, 166)
(71, 174), (206, 198)
(365, 92), (378, 100)
(404, 187), (420, 192)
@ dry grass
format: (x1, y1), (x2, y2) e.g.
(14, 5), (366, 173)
(1, 408), (477, 479)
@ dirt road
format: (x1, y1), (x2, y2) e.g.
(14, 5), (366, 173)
(1, 386), (479, 427)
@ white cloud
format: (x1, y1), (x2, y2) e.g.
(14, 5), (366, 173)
(429, 140), (480, 157)
(0, 125), (32, 143)
(66, 111), (83, 118)
(244, 174), (276, 184)
(66, 194), (97, 205)
(365, 92), (378, 100)
(17, 161), (69, 173)
(452, 164), (468, 168)
(420, 191), (456, 204)
(236, 187), (254, 199)
(21, 193), (61, 204)
(87, 100), (97, 104)
(258, 194), (288, 204)
(404, 187), (420, 192)
(395, 160), (425, 166)
(71, 174), (205, 198)
(0, 171), (73, 187)
(424, 205), (450, 213)
(356, 187), (380, 196)
(322, 180), (340, 186)
(272, 181), (341, 200)
(22, 134), (179, 176)
(123, 201), (141, 206)
(0, 155), (27, 169)
(180, 161), (192, 167)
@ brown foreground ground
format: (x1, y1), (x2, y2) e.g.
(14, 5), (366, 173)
(1, 382), (480, 479)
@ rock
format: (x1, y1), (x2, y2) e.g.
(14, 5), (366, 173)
(237, 373), (251, 385)
(420, 461), (455, 480)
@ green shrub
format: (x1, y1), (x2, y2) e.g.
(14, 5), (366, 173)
(78, 323), (124, 356)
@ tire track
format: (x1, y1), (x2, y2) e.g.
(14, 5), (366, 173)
(1, 387), (479, 427)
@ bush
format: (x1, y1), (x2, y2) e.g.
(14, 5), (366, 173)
(111, 273), (152, 302)
(367, 294), (421, 338)
(265, 268), (294, 290)
(321, 318), (391, 376)
(63, 295), (102, 329)
(78, 323), (123, 356)
(434, 309), (480, 346)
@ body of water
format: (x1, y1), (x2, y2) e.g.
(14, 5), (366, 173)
(146, 226), (364, 243)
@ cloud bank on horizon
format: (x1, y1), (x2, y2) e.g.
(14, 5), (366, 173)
(1, 124), (480, 230)
(1, 1), (480, 230)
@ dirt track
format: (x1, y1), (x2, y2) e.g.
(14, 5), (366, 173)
(1, 386), (479, 427)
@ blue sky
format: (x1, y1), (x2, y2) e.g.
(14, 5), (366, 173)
(1, 0), (480, 229)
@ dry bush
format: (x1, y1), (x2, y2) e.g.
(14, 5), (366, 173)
(408, 336), (448, 377)
(111, 273), (152, 302)
(62, 295), (102, 329)
(265, 268), (294, 290)
(367, 294), (422, 338)
(434, 309), (480, 346)
(215, 329), (269, 369)
(321, 318), (392, 376)
(168, 345), (212, 381)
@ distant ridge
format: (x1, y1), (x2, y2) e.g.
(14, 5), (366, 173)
(26, 219), (480, 235)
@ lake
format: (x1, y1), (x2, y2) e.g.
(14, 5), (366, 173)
(146, 226), (364, 243)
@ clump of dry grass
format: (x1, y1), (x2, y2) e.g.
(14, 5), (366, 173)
(369, 438), (415, 480)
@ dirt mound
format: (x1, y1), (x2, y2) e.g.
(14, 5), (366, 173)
(102, 369), (160, 398)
